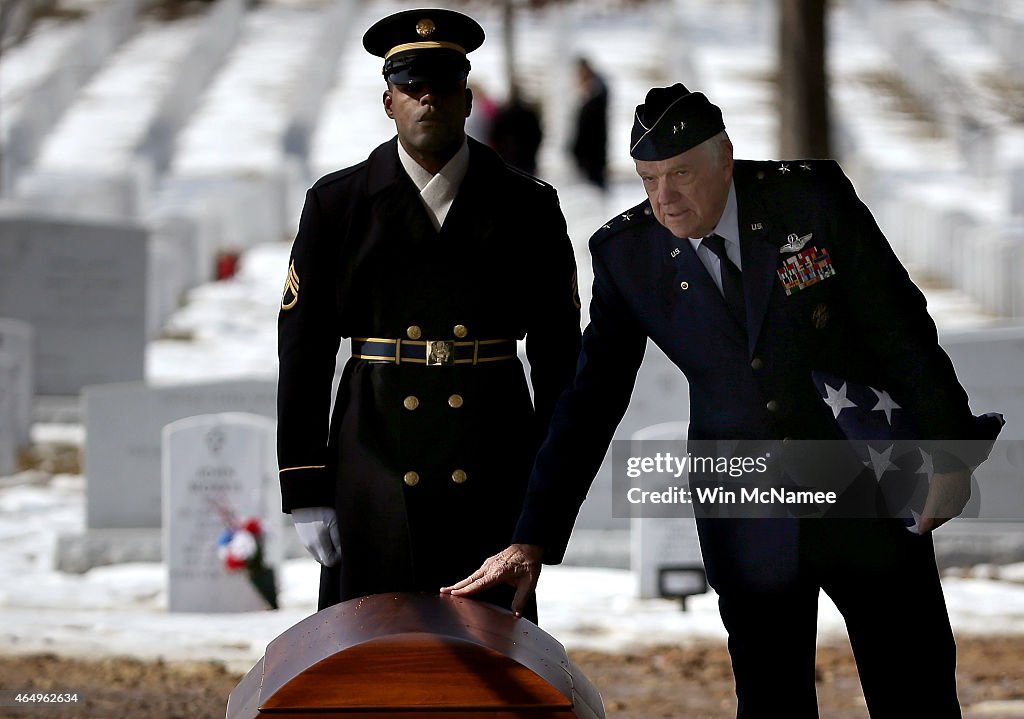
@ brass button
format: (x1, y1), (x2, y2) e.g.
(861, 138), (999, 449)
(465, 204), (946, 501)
(407, 325), (422, 340)
(680, 281), (689, 290)
(451, 469), (467, 484)
(403, 396), (419, 411)
(766, 400), (779, 413)
(453, 324), (468, 338)
(751, 358), (764, 371)
(403, 471), (420, 487)
(448, 394), (464, 408)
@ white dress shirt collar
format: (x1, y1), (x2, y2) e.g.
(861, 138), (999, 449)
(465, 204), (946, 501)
(688, 181), (741, 269)
(397, 137), (470, 232)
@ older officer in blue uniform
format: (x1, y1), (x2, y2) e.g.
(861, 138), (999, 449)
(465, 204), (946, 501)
(277, 8), (581, 620)
(446, 84), (1002, 716)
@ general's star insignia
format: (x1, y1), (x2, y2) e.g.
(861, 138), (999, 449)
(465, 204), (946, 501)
(672, 122), (686, 134)
(621, 212), (634, 222)
(778, 163), (791, 173)
(799, 163), (812, 171)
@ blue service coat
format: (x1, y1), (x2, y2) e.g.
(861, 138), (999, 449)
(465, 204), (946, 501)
(513, 159), (990, 571)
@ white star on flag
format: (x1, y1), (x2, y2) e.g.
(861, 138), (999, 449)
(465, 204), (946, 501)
(916, 448), (934, 480)
(870, 388), (901, 425)
(865, 444), (897, 480)
(823, 382), (857, 419)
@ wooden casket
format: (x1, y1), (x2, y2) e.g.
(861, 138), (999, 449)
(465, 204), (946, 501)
(226, 592), (605, 719)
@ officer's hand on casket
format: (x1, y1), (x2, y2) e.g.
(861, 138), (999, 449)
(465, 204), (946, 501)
(441, 543), (544, 616)
(292, 506), (342, 567)
(912, 470), (972, 535)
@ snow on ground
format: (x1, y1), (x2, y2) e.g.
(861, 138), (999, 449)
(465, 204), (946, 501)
(2, 469), (1024, 674)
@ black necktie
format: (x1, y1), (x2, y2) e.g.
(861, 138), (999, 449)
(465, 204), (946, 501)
(701, 233), (746, 328)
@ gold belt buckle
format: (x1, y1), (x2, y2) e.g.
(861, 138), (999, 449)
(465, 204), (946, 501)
(425, 340), (455, 366)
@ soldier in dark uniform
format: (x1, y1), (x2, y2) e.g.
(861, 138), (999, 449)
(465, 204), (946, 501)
(277, 8), (581, 621)
(446, 84), (1003, 716)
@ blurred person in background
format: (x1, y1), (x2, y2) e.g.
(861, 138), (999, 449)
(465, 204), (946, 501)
(490, 84), (544, 175)
(569, 56), (608, 190)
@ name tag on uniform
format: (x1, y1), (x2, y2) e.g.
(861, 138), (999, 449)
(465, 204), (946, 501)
(776, 246), (836, 296)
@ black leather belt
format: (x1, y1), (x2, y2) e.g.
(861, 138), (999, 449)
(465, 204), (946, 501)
(352, 337), (518, 366)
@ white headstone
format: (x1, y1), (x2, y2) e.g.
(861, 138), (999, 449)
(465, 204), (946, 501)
(0, 319), (34, 446)
(627, 422), (705, 599)
(0, 352), (17, 475)
(0, 213), (147, 395)
(82, 379), (276, 529)
(162, 412), (281, 613)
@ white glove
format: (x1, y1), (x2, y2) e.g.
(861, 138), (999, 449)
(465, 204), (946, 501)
(292, 506), (342, 567)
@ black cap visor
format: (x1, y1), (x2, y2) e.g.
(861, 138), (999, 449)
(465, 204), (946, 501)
(384, 51), (470, 85)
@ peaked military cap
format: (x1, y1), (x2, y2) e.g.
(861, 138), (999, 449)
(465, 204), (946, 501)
(630, 83), (726, 160)
(363, 8), (485, 85)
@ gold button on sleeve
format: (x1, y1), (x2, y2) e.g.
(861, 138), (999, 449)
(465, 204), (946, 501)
(448, 394), (464, 408)
(403, 396), (419, 410)
(451, 469), (467, 484)
(403, 471), (420, 487)
(407, 325), (422, 340)
(453, 324), (468, 338)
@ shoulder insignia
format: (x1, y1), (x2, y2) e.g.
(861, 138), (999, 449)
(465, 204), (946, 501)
(281, 260), (300, 310)
(591, 201), (655, 249)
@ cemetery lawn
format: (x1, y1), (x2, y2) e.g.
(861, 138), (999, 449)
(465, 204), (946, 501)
(1, 636), (1021, 718)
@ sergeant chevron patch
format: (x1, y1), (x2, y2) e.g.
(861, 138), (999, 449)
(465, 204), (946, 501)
(281, 260), (300, 310)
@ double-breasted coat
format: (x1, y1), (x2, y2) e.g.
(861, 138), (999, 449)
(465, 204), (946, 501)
(278, 137), (581, 609)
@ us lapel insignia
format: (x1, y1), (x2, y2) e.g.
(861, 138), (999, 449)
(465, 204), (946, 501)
(776, 246), (837, 296)
(751, 222), (763, 231)
(281, 260), (300, 310)
(780, 232), (813, 253)
(670, 247), (681, 258)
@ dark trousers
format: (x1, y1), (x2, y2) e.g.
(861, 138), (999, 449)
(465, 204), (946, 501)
(696, 517), (960, 719)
